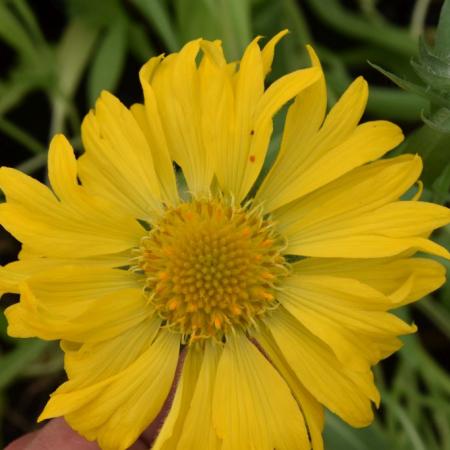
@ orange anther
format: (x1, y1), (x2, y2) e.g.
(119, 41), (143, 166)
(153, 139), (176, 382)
(168, 298), (179, 310)
(262, 291), (274, 301)
(261, 272), (275, 280)
(231, 305), (242, 315)
(187, 303), (198, 312)
(214, 315), (222, 329)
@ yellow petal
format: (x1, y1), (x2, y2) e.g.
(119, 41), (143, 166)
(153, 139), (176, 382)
(213, 331), (310, 450)
(259, 75), (368, 210)
(152, 346), (203, 450)
(262, 118), (403, 212)
(40, 330), (180, 450)
(282, 202), (450, 259)
(344, 201), (450, 238)
(237, 66), (321, 200)
(275, 154), (450, 258)
(261, 30), (289, 76)
(278, 273), (416, 369)
(149, 41), (214, 195)
(137, 54), (182, 206)
(197, 43), (235, 201)
(22, 265), (140, 304)
(256, 45), (326, 209)
(0, 161), (55, 207)
(294, 251), (447, 304)
(79, 91), (162, 220)
(47, 135), (79, 203)
(220, 37), (321, 201)
(294, 256), (446, 306)
(177, 341), (222, 449)
(314, 76), (369, 151)
(275, 154), (421, 229)
(257, 74), (403, 212)
(0, 146), (143, 258)
(0, 259), (61, 296)
(0, 251), (131, 297)
(255, 326), (325, 450)
(64, 316), (161, 385)
(200, 40), (227, 68)
(221, 37), (264, 200)
(7, 285), (150, 343)
(0, 201), (142, 258)
(129, 102), (178, 206)
(268, 307), (378, 427)
(5, 266), (147, 342)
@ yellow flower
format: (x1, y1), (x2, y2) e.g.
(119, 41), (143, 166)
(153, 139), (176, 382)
(1, 31), (450, 450)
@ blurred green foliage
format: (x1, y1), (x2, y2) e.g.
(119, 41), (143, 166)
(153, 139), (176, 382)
(0, 0), (449, 449)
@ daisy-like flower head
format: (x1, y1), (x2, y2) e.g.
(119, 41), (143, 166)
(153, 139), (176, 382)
(1, 31), (450, 450)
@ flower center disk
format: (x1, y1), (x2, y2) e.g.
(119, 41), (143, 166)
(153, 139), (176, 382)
(138, 199), (286, 341)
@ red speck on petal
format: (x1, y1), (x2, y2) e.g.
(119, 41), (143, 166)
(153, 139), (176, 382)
(249, 155), (256, 163)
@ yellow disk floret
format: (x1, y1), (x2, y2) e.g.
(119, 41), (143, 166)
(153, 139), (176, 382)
(136, 199), (287, 341)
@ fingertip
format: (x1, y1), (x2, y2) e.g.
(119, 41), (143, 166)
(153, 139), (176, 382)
(8, 418), (100, 450)
(5, 432), (38, 450)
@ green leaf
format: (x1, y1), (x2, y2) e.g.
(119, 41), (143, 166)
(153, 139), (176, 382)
(304, 0), (416, 57)
(0, 2), (37, 63)
(130, 0), (180, 52)
(0, 340), (52, 390)
(218, 0), (252, 59)
(410, 38), (450, 91)
(0, 310), (10, 340)
(9, 0), (46, 46)
(367, 87), (428, 122)
(55, 20), (100, 100)
(382, 394), (428, 450)
(411, 60), (450, 92)
(173, 0), (252, 60)
(0, 80), (32, 115)
(402, 115), (450, 186)
(15, 152), (47, 175)
(87, 17), (128, 105)
(421, 107), (450, 133)
(281, 0), (311, 46)
(399, 322), (450, 397)
(128, 21), (155, 63)
(0, 117), (47, 155)
(324, 413), (391, 450)
(67, 0), (123, 27)
(50, 19), (100, 134)
(22, 350), (64, 377)
(368, 62), (450, 110)
(417, 37), (450, 76)
(434, 0), (450, 59)
(431, 162), (450, 204)
(415, 297), (450, 339)
(174, 0), (221, 46)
